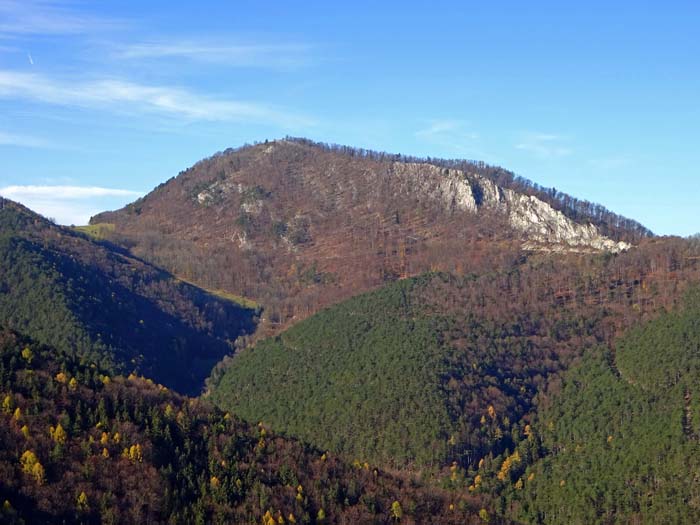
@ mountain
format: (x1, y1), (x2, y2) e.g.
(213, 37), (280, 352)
(0, 327), (498, 525)
(0, 197), (256, 395)
(6, 137), (698, 524)
(209, 237), (700, 472)
(90, 138), (651, 335)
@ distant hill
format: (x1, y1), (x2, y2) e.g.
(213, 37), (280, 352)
(91, 138), (651, 335)
(0, 327), (496, 525)
(0, 197), (256, 395)
(209, 238), (700, 472)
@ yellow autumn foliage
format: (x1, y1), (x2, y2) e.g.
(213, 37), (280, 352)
(2, 394), (12, 414)
(496, 450), (521, 481)
(487, 405), (496, 420)
(50, 423), (67, 445)
(20, 450), (44, 484)
(77, 491), (89, 512)
(262, 510), (276, 525)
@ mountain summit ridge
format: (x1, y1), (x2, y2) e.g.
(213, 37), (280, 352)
(90, 138), (645, 330)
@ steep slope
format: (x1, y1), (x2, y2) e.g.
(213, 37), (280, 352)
(91, 139), (648, 333)
(493, 290), (700, 524)
(0, 198), (256, 394)
(209, 238), (700, 472)
(0, 327), (497, 525)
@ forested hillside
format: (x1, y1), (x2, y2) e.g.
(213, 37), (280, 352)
(209, 238), (700, 523)
(0, 198), (256, 394)
(0, 328), (497, 525)
(492, 290), (700, 524)
(210, 236), (700, 474)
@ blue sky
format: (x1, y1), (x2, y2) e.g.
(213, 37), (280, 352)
(0, 1), (698, 234)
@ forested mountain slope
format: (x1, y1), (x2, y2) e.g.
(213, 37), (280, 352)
(0, 198), (256, 394)
(91, 139), (650, 335)
(493, 289), (700, 524)
(0, 328), (498, 525)
(209, 237), (700, 473)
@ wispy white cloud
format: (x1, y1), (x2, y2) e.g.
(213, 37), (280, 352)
(0, 0), (122, 37)
(416, 120), (479, 141)
(0, 70), (314, 128)
(515, 132), (572, 159)
(0, 130), (54, 148)
(114, 40), (313, 69)
(0, 185), (143, 225)
(0, 185), (141, 199)
(415, 119), (485, 157)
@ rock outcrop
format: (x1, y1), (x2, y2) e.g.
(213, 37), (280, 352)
(389, 161), (629, 253)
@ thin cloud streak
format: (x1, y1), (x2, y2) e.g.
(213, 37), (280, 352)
(0, 70), (315, 128)
(0, 185), (144, 225)
(0, 185), (142, 200)
(415, 119), (479, 140)
(0, 130), (54, 148)
(115, 40), (313, 69)
(415, 119), (490, 159)
(0, 0), (123, 36)
(515, 132), (572, 159)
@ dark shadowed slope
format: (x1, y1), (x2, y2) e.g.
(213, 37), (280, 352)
(0, 198), (256, 394)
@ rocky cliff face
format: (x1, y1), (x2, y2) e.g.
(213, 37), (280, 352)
(390, 161), (629, 253)
(191, 150), (628, 254)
